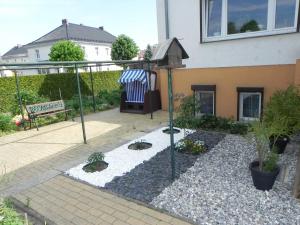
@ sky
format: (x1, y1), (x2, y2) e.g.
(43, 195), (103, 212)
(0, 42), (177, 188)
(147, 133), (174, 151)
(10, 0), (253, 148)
(0, 0), (158, 55)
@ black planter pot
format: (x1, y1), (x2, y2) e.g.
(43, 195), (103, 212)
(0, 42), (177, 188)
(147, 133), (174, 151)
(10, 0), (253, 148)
(269, 135), (289, 154)
(249, 161), (280, 191)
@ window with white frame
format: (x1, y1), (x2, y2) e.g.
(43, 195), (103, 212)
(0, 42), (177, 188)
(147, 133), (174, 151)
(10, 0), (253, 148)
(202, 0), (299, 42)
(238, 91), (262, 121)
(95, 47), (99, 56)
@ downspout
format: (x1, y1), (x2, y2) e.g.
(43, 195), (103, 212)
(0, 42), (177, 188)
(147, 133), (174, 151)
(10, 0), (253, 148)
(164, 0), (170, 39)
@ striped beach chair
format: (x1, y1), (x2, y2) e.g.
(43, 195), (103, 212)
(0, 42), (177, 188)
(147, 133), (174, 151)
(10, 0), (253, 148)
(118, 69), (161, 114)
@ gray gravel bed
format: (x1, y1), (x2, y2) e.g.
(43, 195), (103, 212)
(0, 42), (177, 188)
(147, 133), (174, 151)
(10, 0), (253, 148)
(104, 131), (225, 203)
(151, 135), (300, 225)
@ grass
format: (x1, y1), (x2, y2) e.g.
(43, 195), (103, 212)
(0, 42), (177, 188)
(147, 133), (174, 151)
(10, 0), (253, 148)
(0, 199), (29, 225)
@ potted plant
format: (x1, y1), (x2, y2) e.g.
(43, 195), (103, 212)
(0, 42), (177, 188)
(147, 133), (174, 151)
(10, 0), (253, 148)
(249, 122), (280, 191)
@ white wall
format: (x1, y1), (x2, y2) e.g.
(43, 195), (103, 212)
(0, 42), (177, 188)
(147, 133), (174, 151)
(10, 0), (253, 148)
(157, 0), (300, 68)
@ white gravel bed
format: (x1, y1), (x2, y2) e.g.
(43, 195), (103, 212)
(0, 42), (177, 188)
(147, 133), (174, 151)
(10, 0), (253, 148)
(151, 135), (300, 225)
(66, 127), (190, 187)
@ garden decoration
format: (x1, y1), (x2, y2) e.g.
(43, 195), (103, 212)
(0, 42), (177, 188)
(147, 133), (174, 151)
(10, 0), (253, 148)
(118, 69), (161, 114)
(82, 152), (108, 173)
(152, 37), (189, 180)
(249, 122), (280, 191)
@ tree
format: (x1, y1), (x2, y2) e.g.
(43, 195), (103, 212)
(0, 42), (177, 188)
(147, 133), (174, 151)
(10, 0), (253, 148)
(49, 40), (85, 61)
(144, 44), (153, 61)
(240, 20), (260, 33)
(111, 35), (139, 61)
(227, 22), (237, 34)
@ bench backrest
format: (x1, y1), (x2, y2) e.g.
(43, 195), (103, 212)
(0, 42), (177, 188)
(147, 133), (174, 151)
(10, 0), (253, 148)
(26, 100), (65, 115)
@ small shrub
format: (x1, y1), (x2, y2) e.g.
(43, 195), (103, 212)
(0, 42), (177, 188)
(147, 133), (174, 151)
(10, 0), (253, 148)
(175, 139), (207, 155)
(83, 152), (107, 173)
(198, 115), (219, 129)
(87, 152), (104, 164)
(230, 122), (248, 135)
(264, 85), (300, 135)
(98, 89), (120, 106)
(0, 114), (13, 132)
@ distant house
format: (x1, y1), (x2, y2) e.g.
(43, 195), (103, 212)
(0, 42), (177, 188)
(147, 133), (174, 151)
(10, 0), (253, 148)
(156, 0), (300, 121)
(1, 19), (118, 76)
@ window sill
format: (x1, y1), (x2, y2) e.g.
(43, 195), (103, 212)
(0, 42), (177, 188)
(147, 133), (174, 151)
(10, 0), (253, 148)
(202, 28), (298, 43)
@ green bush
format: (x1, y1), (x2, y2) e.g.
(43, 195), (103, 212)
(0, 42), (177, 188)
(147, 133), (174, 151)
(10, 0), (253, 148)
(175, 139), (207, 155)
(98, 89), (121, 106)
(174, 96), (248, 135)
(10, 90), (49, 115)
(230, 122), (249, 135)
(264, 85), (300, 135)
(87, 152), (105, 164)
(0, 114), (13, 132)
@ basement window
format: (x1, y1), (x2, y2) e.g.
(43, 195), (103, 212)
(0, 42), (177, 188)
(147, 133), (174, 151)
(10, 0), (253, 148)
(191, 85), (216, 116)
(202, 0), (299, 42)
(237, 87), (264, 121)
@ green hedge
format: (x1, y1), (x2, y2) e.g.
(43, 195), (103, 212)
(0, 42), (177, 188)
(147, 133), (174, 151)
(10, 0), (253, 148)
(0, 71), (121, 113)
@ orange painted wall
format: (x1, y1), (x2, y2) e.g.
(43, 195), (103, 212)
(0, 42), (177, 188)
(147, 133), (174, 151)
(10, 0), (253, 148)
(157, 64), (296, 120)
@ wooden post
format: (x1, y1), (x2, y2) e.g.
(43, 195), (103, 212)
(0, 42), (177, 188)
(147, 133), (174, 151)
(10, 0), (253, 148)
(293, 152), (300, 198)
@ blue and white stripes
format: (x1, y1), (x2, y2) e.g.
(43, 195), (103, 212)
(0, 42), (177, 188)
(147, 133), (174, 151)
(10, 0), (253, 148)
(125, 81), (147, 103)
(119, 69), (149, 103)
(118, 69), (148, 84)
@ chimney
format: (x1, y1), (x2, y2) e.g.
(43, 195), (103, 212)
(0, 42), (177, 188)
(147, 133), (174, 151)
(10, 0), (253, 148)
(62, 19), (68, 25)
(99, 26), (104, 30)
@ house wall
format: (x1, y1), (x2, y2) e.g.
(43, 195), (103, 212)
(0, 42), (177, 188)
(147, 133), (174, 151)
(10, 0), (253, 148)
(9, 40), (120, 75)
(157, 64), (296, 119)
(156, 0), (300, 68)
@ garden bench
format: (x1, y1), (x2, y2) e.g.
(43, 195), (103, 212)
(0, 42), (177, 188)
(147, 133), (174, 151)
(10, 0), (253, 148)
(25, 100), (72, 130)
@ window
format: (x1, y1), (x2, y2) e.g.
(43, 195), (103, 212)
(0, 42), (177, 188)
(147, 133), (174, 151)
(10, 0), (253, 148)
(202, 0), (299, 41)
(106, 48), (109, 56)
(95, 47), (99, 56)
(275, 0), (298, 28)
(35, 49), (40, 59)
(192, 85), (216, 116)
(237, 87), (263, 121)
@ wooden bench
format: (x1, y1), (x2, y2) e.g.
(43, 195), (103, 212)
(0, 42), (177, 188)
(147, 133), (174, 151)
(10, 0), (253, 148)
(25, 100), (72, 130)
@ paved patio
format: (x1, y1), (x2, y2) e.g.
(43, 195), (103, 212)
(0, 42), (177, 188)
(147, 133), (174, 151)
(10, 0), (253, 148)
(0, 108), (193, 224)
(14, 175), (191, 225)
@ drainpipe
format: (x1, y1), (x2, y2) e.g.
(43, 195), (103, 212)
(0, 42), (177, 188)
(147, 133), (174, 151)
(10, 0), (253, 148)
(164, 0), (170, 39)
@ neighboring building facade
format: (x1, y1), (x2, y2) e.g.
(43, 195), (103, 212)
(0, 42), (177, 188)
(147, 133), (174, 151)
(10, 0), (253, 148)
(1, 19), (118, 76)
(156, 0), (300, 121)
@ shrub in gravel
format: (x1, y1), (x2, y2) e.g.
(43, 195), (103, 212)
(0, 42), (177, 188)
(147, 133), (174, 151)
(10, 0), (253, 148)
(83, 152), (107, 173)
(88, 152), (104, 163)
(230, 122), (248, 135)
(175, 139), (207, 155)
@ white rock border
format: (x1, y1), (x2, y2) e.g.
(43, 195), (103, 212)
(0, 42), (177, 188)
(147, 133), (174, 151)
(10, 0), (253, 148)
(66, 127), (191, 187)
